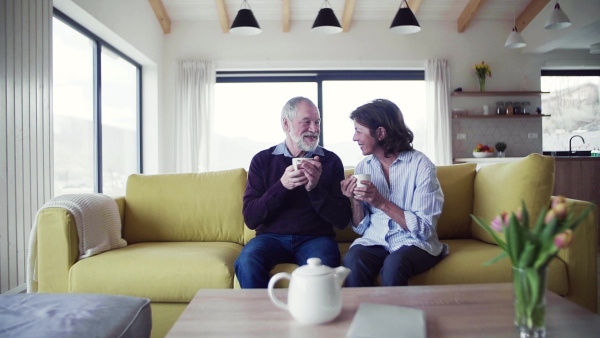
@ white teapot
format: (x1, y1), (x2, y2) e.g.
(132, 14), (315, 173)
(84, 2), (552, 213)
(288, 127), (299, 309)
(267, 257), (351, 324)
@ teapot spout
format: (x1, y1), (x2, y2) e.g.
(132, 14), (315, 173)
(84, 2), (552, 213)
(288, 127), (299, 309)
(333, 266), (351, 287)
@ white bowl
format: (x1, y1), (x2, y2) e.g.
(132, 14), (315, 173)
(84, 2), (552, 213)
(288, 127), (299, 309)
(473, 151), (495, 158)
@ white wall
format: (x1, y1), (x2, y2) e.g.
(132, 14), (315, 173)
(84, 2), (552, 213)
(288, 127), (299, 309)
(161, 16), (598, 171)
(1, 0), (53, 294)
(56, 0), (597, 172)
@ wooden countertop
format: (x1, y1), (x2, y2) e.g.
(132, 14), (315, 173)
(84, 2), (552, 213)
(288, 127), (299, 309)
(552, 156), (600, 161)
(454, 157), (523, 163)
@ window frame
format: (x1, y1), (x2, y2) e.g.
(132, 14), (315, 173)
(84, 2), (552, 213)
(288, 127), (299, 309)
(540, 69), (600, 152)
(53, 9), (143, 193)
(216, 70), (424, 146)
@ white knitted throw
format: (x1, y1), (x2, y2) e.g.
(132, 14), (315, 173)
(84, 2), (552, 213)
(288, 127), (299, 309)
(27, 194), (127, 292)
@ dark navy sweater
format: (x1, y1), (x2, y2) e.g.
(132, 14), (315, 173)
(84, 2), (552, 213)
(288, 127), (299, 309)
(243, 146), (351, 237)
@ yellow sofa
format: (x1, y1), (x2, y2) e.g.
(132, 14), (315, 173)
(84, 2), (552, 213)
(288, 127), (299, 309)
(33, 154), (598, 337)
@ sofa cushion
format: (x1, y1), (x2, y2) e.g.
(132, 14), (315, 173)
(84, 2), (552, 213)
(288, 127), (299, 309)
(124, 168), (247, 244)
(436, 163), (477, 239)
(69, 242), (242, 302)
(471, 154), (555, 245)
(0, 293), (152, 338)
(410, 239), (568, 296)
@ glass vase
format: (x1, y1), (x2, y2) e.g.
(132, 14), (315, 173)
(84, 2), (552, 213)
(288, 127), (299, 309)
(498, 151), (505, 158)
(478, 77), (486, 91)
(513, 266), (548, 338)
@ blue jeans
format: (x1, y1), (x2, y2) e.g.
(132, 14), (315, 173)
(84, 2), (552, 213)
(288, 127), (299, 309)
(234, 234), (341, 288)
(342, 245), (443, 287)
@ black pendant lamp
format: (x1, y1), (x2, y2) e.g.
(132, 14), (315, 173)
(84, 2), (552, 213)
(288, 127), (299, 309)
(312, 0), (343, 34)
(390, 0), (421, 34)
(230, 0), (261, 35)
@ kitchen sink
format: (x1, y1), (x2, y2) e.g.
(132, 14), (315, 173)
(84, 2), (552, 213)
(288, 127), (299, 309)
(542, 150), (592, 157)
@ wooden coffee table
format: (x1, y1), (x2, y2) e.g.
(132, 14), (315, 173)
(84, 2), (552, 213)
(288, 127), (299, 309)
(167, 283), (600, 337)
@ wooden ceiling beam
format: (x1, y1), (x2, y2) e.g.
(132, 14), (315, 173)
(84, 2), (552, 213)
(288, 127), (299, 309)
(148, 0), (171, 34)
(457, 0), (487, 33)
(516, 0), (551, 32)
(408, 0), (423, 13)
(341, 0), (356, 32)
(283, 0), (290, 32)
(216, 0), (230, 33)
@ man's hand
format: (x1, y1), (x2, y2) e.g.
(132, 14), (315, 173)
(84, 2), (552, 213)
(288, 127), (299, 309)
(301, 156), (322, 192)
(281, 165), (309, 190)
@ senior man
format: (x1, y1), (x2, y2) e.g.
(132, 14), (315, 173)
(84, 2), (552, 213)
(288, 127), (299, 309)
(235, 96), (352, 288)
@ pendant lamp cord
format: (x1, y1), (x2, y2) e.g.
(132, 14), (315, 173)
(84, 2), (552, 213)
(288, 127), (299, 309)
(239, 0), (251, 10)
(321, 0), (332, 10)
(512, 0), (517, 31)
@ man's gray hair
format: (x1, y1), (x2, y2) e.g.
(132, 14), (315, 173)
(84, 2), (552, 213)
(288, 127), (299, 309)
(281, 96), (317, 130)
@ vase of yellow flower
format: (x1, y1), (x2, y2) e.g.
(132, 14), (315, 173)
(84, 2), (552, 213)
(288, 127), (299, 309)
(471, 196), (592, 338)
(475, 61), (492, 91)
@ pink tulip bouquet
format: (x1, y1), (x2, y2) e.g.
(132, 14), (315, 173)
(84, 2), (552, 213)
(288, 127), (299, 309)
(471, 196), (593, 336)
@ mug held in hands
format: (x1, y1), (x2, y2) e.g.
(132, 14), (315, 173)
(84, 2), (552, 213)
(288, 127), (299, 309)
(353, 174), (371, 187)
(293, 158), (310, 171)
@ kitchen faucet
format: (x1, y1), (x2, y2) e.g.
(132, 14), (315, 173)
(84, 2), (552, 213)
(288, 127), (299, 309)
(569, 135), (585, 154)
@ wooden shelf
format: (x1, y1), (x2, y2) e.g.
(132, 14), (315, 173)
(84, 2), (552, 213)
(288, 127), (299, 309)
(453, 114), (550, 119)
(452, 91), (549, 97)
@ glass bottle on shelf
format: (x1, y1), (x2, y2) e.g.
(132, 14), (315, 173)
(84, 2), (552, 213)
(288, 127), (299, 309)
(496, 101), (505, 115)
(505, 102), (514, 115)
(513, 102), (522, 115)
(522, 101), (531, 114)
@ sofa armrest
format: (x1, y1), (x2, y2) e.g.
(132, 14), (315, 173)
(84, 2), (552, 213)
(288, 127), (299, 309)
(36, 208), (79, 293)
(37, 195), (127, 293)
(557, 198), (598, 313)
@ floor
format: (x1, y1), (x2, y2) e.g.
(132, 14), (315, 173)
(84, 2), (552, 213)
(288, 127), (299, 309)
(597, 251), (600, 312)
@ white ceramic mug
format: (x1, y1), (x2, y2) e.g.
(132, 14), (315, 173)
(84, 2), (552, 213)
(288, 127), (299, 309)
(292, 158), (309, 171)
(353, 174), (371, 187)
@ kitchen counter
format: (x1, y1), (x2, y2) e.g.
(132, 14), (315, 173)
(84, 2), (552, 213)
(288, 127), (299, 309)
(454, 157), (524, 163)
(552, 156), (600, 161)
(550, 157), (600, 248)
(453, 157), (524, 170)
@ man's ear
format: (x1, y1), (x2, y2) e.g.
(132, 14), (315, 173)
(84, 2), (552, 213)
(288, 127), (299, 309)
(283, 118), (290, 133)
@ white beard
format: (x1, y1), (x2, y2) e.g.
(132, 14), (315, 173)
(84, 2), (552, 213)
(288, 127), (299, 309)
(290, 125), (319, 152)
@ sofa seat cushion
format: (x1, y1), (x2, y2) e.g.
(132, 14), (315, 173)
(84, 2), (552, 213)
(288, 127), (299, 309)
(410, 239), (569, 296)
(69, 242), (242, 302)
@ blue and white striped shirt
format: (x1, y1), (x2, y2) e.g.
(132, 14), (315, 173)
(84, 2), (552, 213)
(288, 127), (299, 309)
(351, 150), (448, 257)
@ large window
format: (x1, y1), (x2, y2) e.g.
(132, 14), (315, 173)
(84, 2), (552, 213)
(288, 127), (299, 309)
(213, 71), (425, 170)
(52, 10), (142, 197)
(541, 70), (600, 152)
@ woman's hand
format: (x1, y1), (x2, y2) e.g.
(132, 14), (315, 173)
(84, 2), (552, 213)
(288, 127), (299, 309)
(353, 181), (386, 209)
(340, 175), (357, 198)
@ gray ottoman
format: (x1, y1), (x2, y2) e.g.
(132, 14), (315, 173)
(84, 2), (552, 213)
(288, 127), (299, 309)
(0, 293), (151, 338)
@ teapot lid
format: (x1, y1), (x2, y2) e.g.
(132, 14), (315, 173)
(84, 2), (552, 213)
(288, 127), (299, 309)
(293, 258), (333, 276)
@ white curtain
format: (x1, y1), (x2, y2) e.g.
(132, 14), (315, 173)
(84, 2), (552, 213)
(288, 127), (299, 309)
(425, 59), (453, 165)
(175, 61), (216, 172)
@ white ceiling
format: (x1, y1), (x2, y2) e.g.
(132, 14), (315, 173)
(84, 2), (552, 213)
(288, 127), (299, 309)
(160, 0), (600, 52)
(164, 0), (524, 21)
